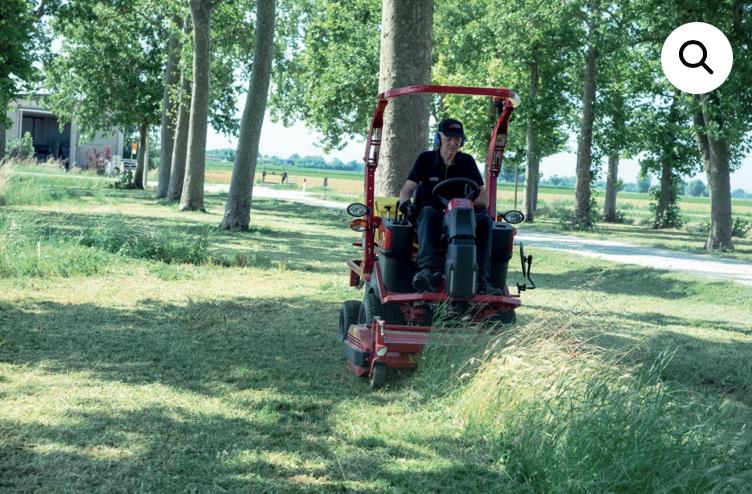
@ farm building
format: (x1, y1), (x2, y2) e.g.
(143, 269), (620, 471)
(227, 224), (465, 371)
(3, 93), (124, 167)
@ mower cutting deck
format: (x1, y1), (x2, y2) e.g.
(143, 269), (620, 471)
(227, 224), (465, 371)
(339, 85), (535, 390)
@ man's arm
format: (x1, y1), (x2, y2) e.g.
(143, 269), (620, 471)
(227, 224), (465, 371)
(474, 186), (488, 208)
(399, 179), (418, 204)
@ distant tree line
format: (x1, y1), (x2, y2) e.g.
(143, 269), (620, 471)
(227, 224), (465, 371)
(207, 148), (363, 172)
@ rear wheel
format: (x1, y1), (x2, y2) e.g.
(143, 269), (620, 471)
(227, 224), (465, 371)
(488, 308), (516, 325)
(339, 300), (362, 342)
(369, 362), (386, 390)
(359, 290), (404, 325)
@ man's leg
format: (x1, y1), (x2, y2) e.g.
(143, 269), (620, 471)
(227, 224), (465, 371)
(414, 206), (443, 291)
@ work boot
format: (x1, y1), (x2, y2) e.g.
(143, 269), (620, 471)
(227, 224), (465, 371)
(413, 268), (435, 292)
(478, 278), (502, 295)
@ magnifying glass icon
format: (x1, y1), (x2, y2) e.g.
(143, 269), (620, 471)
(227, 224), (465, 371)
(679, 40), (714, 74)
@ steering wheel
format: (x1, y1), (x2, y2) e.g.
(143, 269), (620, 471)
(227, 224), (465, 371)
(431, 177), (480, 207)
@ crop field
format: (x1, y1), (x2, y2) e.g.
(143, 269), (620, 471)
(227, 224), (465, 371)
(1, 163), (751, 492)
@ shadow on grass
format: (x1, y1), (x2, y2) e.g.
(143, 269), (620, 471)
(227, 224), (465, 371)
(0, 295), (515, 491)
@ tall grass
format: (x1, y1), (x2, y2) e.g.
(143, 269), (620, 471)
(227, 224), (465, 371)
(0, 161), (107, 206)
(413, 300), (752, 492)
(77, 216), (210, 265)
(0, 212), (213, 278)
(0, 213), (111, 277)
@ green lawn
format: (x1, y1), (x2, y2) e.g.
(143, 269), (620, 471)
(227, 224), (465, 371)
(1, 166), (751, 491)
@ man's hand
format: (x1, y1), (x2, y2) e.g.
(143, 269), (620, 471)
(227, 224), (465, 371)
(398, 200), (415, 218)
(473, 186), (489, 208)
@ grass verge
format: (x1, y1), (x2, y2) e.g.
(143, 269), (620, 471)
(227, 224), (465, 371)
(1, 166), (751, 492)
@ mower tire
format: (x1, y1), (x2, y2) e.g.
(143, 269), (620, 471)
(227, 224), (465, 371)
(359, 290), (405, 325)
(339, 300), (362, 342)
(488, 308), (516, 325)
(369, 362), (386, 390)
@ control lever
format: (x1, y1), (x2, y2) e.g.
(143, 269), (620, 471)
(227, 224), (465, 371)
(384, 205), (392, 222)
(516, 243), (536, 292)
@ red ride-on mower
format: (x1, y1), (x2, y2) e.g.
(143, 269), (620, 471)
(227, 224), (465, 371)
(339, 85), (536, 390)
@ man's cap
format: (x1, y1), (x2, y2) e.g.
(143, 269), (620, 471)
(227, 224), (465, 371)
(438, 118), (466, 139)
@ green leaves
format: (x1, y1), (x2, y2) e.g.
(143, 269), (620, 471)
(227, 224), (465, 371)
(0, 0), (39, 115)
(45, 0), (166, 135)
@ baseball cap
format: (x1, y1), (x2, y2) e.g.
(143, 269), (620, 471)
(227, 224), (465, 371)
(438, 118), (465, 139)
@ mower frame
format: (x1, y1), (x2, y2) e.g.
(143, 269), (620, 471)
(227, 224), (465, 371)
(342, 84), (525, 389)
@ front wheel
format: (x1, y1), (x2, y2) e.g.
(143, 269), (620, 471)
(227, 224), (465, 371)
(339, 300), (362, 342)
(488, 308), (516, 325)
(369, 362), (386, 390)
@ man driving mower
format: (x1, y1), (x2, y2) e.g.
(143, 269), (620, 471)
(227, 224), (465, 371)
(397, 118), (499, 295)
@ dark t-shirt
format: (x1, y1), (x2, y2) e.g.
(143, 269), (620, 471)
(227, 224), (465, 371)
(407, 150), (484, 208)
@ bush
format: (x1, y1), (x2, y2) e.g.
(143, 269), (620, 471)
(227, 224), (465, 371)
(732, 216), (751, 238)
(113, 170), (136, 189)
(534, 200), (573, 226)
(5, 132), (35, 160)
(603, 209), (633, 224)
(85, 145), (113, 174)
(685, 221), (710, 234)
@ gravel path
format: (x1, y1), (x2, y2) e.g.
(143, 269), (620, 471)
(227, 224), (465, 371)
(205, 184), (752, 286)
(514, 231), (752, 287)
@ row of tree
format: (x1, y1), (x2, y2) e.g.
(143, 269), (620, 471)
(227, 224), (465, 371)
(270, 0), (751, 250)
(1, 0), (749, 250)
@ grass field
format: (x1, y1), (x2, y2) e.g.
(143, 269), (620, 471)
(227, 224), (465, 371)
(1, 164), (751, 492)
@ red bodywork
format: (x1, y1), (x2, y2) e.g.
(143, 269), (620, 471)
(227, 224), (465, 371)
(345, 84), (520, 381)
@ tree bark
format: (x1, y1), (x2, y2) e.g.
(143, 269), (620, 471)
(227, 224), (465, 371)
(168, 67), (192, 201)
(0, 120), (6, 161)
(220, 0), (276, 230)
(655, 156), (673, 223)
(133, 123), (148, 189)
(524, 60), (539, 222)
(156, 22), (182, 199)
(573, 1), (599, 229)
(694, 96), (733, 250)
(376, 0), (433, 197)
(705, 133), (732, 250)
(603, 153), (619, 222)
(180, 0), (213, 212)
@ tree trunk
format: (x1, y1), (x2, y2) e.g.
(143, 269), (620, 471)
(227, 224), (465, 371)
(220, 0), (276, 230)
(705, 134), (733, 250)
(655, 157), (673, 223)
(376, 0), (433, 197)
(156, 22), (182, 199)
(603, 153), (619, 222)
(703, 107), (733, 250)
(573, 1), (599, 229)
(695, 96), (733, 250)
(0, 120), (6, 161)
(168, 70), (192, 201)
(180, 0), (213, 212)
(524, 60), (539, 222)
(133, 123), (148, 189)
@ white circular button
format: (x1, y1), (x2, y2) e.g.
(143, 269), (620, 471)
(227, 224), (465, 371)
(661, 22), (733, 94)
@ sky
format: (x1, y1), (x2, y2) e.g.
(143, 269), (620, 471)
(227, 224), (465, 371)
(207, 115), (752, 190)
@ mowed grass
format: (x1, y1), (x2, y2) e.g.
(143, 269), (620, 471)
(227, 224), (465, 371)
(1, 165), (751, 492)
